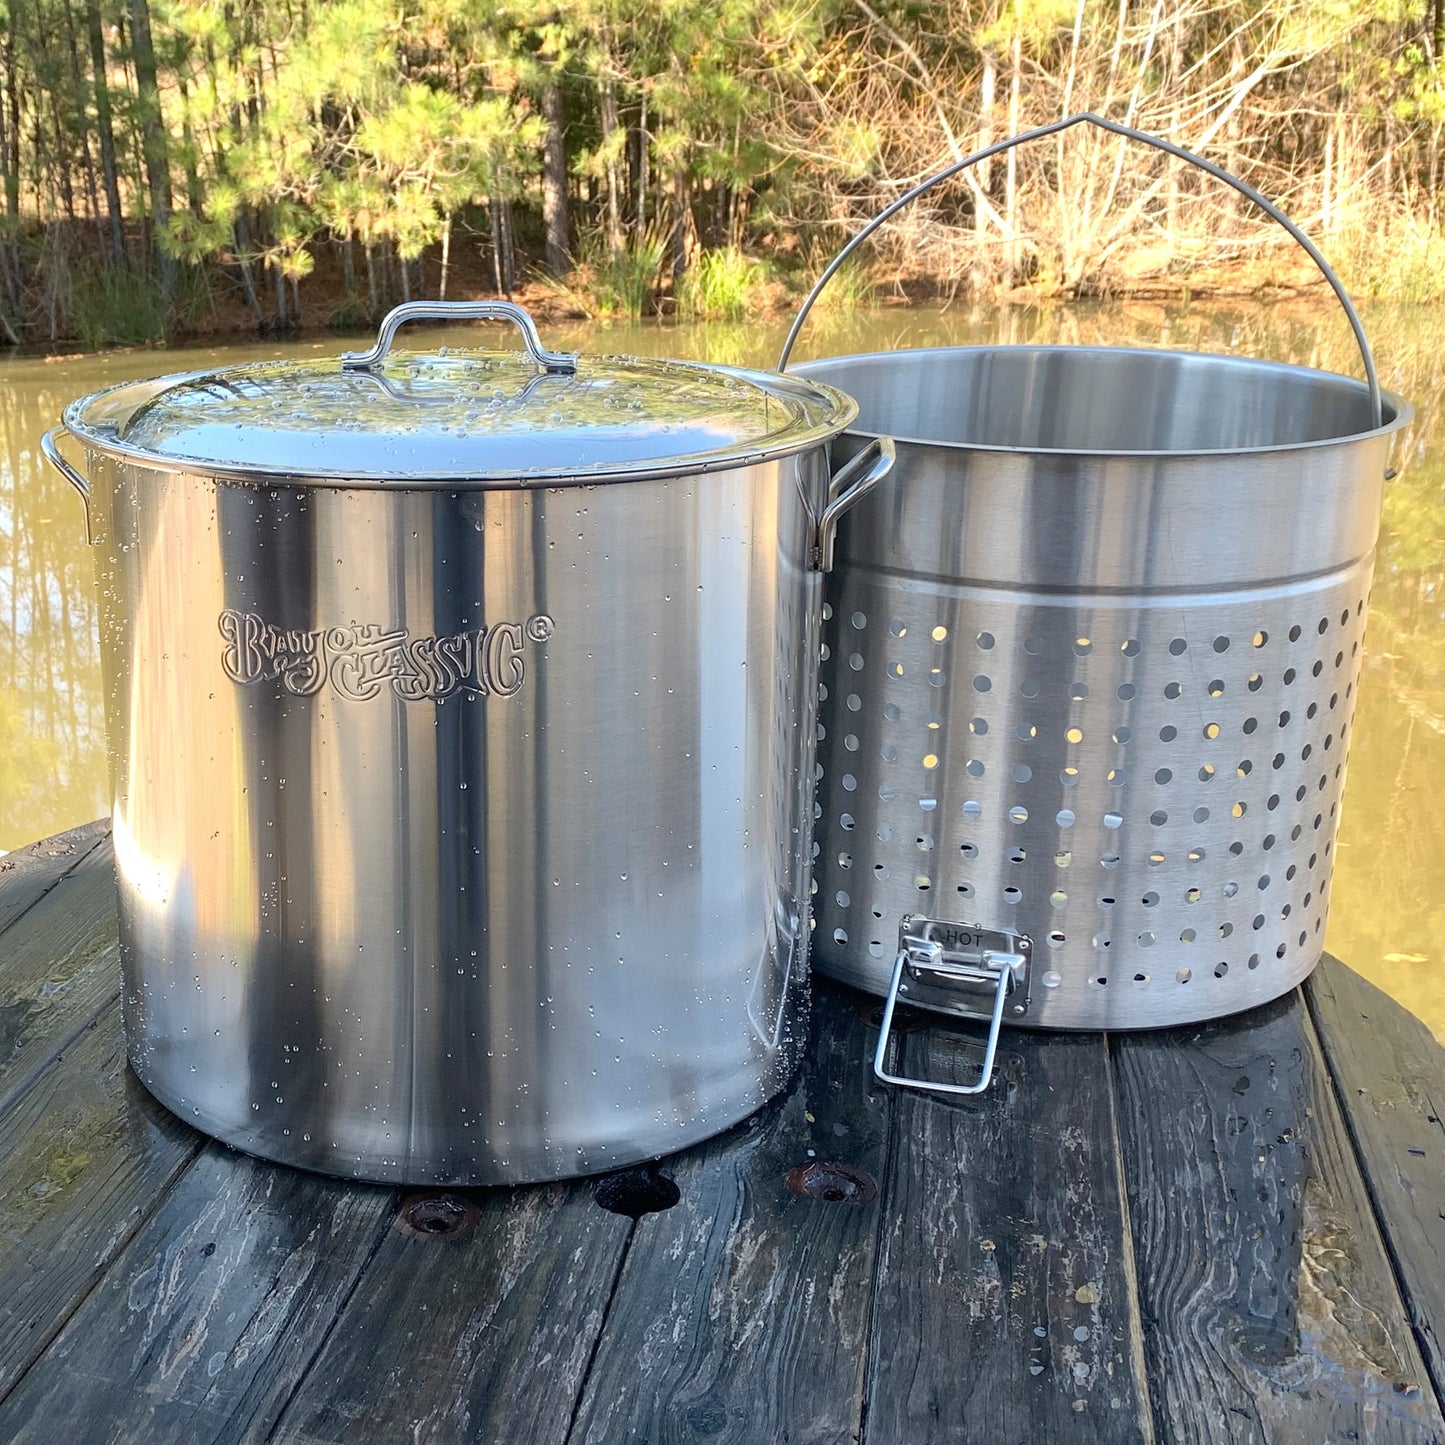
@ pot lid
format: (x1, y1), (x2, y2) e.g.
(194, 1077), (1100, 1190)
(62, 301), (856, 487)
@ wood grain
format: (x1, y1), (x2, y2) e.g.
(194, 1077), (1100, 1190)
(1112, 992), (1445, 1444)
(567, 984), (893, 1445)
(0, 1009), (201, 1398)
(0, 1145), (394, 1445)
(0, 841), (122, 1115)
(863, 1016), (1148, 1444)
(269, 1181), (631, 1444)
(0, 820), (108, 940)
(1307, 954), (1445, 1412)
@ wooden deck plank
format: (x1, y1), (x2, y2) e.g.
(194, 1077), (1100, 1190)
(0, 820), (108, 941)
(1306, 955), (1445, 1411)
(0, 842), (123, 1114)
(0, 1010), (202, 1400)
(567, 985), (892, 1445)
(267, 1183), (632, 1444)
(0, 1147), (395, 1445)
(1112, 992), (1445, 1445)
(863, 1019), (1148, 1444)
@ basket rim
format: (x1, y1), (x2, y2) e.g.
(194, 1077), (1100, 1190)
(793, 344), (1413, 461)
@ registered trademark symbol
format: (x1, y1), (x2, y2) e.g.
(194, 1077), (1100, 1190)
(527, 614), (556, 642)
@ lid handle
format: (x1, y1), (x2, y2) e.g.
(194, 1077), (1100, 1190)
(341, 301), (578, 375)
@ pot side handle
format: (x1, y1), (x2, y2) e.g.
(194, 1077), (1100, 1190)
(41, 427), (94, 546)
(813, 436), (894, 573)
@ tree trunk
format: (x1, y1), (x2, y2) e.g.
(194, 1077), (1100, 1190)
(540, 77), (570, 277)
(63, 4), (106, 252)
(599, 77), (623, 248)
(488, 200), (503, 293)
(49, 96), (77, 222)
(669, 164), (690, 289)
(636, 91), (649, 240)
(2, 9), (24, 297)
(176, 71), (205, 217)
(233, 212), (262, 320)
(438, 215), (451, 300)
(1004, 33), (1021, 283)
(128, 0), (175, 305)
(500, 199), (516, 294)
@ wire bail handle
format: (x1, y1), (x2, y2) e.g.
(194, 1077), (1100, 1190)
(777, 111), (1382, 430)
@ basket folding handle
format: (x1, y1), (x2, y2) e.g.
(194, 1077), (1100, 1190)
(873, 917), (1032, 1097)
(778, 111), (1382, 430)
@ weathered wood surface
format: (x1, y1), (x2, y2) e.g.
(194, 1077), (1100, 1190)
(0, 842), (124, 1115)
(271, 1182), (632, 1445)
(567, 991), (891, 1445)
(1113, 994), (1445, 1444)
(865, 1020), (1147, 1445)
(0, 825), (1442, 1445)
(1309, 956), (1445, 1407)
(0, 1148), (394, 1445)
(0, 1011), (201, 1397)
(0, 818), (108, 939)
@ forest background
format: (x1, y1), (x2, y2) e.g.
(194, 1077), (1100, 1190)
(2, 0), (1445, 347)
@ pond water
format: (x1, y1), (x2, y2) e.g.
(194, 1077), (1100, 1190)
(2, 297), (1441, 1037)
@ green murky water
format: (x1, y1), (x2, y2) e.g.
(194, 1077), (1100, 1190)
(2, 298), (1440, 1037)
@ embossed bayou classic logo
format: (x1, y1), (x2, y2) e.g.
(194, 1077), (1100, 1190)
(218, 610), (555, 702)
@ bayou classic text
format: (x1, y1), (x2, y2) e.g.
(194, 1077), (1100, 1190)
(218, 609), (555, 702)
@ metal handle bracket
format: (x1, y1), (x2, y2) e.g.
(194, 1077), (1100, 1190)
(872, 916), (1031, 1096)
(41, 427), (95, 545)
(813, 436), (895, 572)
(341, 301), (578, 375)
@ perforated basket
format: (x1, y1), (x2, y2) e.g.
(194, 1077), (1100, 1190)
(783, 116), (1411, 1068)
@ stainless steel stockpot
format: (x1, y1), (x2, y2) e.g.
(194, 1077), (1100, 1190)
(44, 301), (893, 1185)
